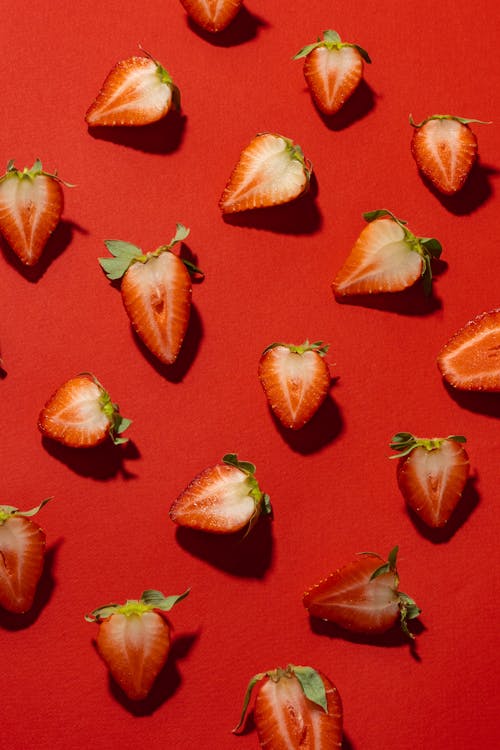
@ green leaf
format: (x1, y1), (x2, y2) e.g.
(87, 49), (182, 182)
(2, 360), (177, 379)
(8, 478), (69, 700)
(171, 223), (190, 245)
(387, 546), (399, 570)
(398, 592), (421, 639)
(363, 209), (407, 225)
(323, 29), (341, 44)
(182, 258), (204, 279)
(233, 673), (266, 733)
(292, 666), (328, 712)
(104, 240), (141, 259)
(141, 588), (190, 611)
(116, 417), (132, 435)
(98, 256), (133, 281)
(353, 44), (371, 63)
(222, 454), (256, 475)
(262, 494), (273, 518)
(292, 42), (321, 60)
(420, 237), (442, 258)
(85, 604), (120, 622)
(448, 435), (467, 444)
(370, 562), (391, 580)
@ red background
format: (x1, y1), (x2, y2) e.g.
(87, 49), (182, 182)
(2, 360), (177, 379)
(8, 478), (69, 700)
(1, 1), (499, 748)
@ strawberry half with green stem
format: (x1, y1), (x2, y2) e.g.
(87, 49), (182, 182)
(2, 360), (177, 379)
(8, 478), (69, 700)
(258, 341), (331, 429)
(0, 159), (72, 266)
(86, 588), (189, 701)
(85, 48), (180, 127)
(169, 454), (272, 534)
(233, 664), (343, 749)
(303, 546), (420, 639)
(332, 209), (442, 298)
(437, 308), (500, 391)
(390, 432), (470, 528)
(410, 114), (490, 195)
(38, 373), (131, 448)
(219, 133), (312, 213)
(293, 29), (371, 116)
(99, 224), (202, 366)
(0, 498), (51, 614)
(179, 0), (243, 32)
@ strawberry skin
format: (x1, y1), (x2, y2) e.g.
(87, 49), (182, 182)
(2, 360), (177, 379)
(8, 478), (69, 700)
(0, 159), (65, 266)
(180, 0), (242, 32)
(332, 209), (442, 297)
(437, 309), (500, 391)
(390, 433), (470, 528)
(85, 53), (180, 127)
(303, 547), (420, 638)
(169, 454), (272, 534)
(258, 341), (331, 429)
(38, 373), (131, 448)
(219, 133), (311, 213)
(294, 30), (370, 116)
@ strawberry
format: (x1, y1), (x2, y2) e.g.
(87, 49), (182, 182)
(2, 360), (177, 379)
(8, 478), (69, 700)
(169, 453), (272, 534)
(99, 224), (202, 366)
(258, 341), (331, 429)
(233, 664), (343, 749)
(179, 0), (243, 32)
(303, 546), (420, 638)
(390, 433), (470, 528)
(293, 29), (371, 116)
(437, 309), (500, 391)
(85, 50), (180, 127)
(219, 133), (312, 214)
(0, 159), (69, 266)
(410, 114), (489, 195)
(38, 373), (131, 448)
(332, 209), (442, 298)
(0, 498), (51, 614)
(86, 589), (189, 701)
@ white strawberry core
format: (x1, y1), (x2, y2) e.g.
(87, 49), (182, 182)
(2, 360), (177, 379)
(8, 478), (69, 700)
(272, 347), (319, 420)
(316, 46), (361, 106)
(198, 469), (256, 528)
(422, 118), (463, 186)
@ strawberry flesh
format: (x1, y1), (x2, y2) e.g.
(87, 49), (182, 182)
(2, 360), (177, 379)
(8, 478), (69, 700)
(0, 515), (46, 614)
(437, 309), (500, 391)
(180, 0), (242, 32)
(304, 45), (364, 115)
(411, 117), (477, 195)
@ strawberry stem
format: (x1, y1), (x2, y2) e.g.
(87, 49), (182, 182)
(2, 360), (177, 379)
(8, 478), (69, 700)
(0, 159), (74, 187)
(262, 340), (329, 357)
(293, 30), (371, 63)
(389, 432), (466, 458)
(85, 588), (189, 622)
(409, 114), (491, 129)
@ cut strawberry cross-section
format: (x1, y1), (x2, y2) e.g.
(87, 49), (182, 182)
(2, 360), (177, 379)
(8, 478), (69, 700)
(437, 309), (500, 391)
(179, 0), (243, 32)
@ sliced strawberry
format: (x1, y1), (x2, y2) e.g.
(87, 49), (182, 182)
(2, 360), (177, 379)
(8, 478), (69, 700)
(38, 373), (131, 448)
(99, 224), (201, 365)
(0, 159), (67, 266)
(303, 547), (420, 638)
(258, 341), (331, 429)
(169, 454), (272, 534)
(0, 498), (51, 614)
(233, 664), (343, 749)
(85, 51), (180, 127)
(294, 29), (370, 116)
(86, 589), (189, 700)
(180, 0), (243, 32)
(332, 209), (442, 298)
(219, 133), (311, 213)
(390, 433), (470, 528)
(437, 309), (500, 391)
(410, 114), (489, 195)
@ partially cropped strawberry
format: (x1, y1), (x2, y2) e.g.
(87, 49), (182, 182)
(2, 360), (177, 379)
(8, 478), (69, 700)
(179, 0), (243, 32)
(0, 498), (51, 614)
(0, 159), (70, 266)
(86, 589), (189, 701)
(99, 224), (201, 366)
(85, 50), (180, 127)
(437, 309), (500, 391)
(219, 133), (311, 213)
(410, 114), (489, 194)
(390, 433), (470, 528)
(169, 454), (272, 534)
(38, 373), (131, 448)
(258, 341), (331, 429)
(303, 546), (420, 638)
(332, 209), (442, 298)
(293, 29), (370, 116)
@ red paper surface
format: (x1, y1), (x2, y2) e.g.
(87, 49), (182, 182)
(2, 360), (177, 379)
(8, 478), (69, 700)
(1, 1), (499, 748)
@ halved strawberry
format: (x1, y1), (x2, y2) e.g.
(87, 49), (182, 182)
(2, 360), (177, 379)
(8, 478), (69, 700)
(169, 454), (272, 534)
(86, 589), (189, 701)
(390, 432), (470, 528)
(179, 0), (243, 32)
(410, 114), (489, 195)
(99, 224), (201, 366)
(258, 341), (331, 429)
(38, 373), (131, 448)
(332, 209), (442, 298)
(0, 159), (69, 266)
(219, 133), (312, 213)
(233, 664), (343, 749)
(293, 29), (371, 116)
(303, 547), (420, 638)
(0, 498), (51, 614)
(437, 309), (500, 391)
(85, 50), (180, 127)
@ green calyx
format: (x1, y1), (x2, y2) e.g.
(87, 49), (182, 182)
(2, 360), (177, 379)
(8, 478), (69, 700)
(293, 29), (370, 63)
(222, 454), (272, 529)
(389, 432), (467, 458)
(262, 340), (329, 357)
(0, 497), (52, 525)
(79, 372), (131, 445)
(363, 209), (442, 296)
(409, 114), (491, 129)
(138, 45), (181, 110)
(85, 588), (189, 623)
(0, 159), (74, 187)
(233, 664), (328, 734)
